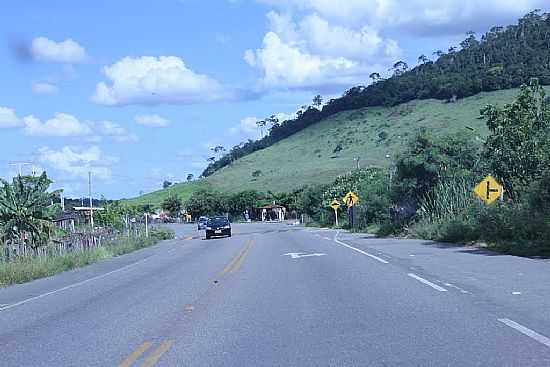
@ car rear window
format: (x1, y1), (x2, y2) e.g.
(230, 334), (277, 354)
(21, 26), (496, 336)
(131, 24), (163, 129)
(208, 217), (229, 226)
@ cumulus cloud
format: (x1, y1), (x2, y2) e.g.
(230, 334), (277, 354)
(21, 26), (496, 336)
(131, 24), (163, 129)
(18, 111), (137, 143)
(229, 116), (262, 141)
(94, 121), (139, 143)
(298, 13), (397, 61)
(92, 56), (230, 106)
(259, 0), (548, 35)
(31, 37), (87, 63)
(0, 107), (22, 128)
(31, 82), (59, 95)
(135, 114), (171, 127)
(245, 31), (368, 90)
(228, 111), (297, 142)
(245, 11), (397, 90)
(23, 113), (92, 137)
(38, 146), (118, 180)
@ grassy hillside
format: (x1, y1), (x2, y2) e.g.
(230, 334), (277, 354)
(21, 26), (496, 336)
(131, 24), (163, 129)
(128, 87), (548, 206)
(124, 180), (207, 207)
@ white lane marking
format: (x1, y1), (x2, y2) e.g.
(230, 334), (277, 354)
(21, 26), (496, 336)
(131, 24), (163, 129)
(281, 252), (326, 259)
(321, 236), (332, 241)
(407, 273), (448, 292)
(498, 318), (550, 348)
(333, 232), (389, 264)
(443, 282), (472, 294)
(0, 256), (151, 312)
(512, 291), (522, 295)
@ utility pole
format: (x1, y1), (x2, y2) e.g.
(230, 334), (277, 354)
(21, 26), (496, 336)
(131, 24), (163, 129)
(354, 157), (361, 170)
(61, 190), (65, 211)
(89, 171), (94, 231)
(145, 213), (149, 238)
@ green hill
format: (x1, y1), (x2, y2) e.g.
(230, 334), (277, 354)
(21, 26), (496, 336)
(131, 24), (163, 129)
(126, 86), (548, 207)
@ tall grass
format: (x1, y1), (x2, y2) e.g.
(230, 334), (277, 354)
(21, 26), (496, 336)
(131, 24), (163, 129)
(417, 177), (477, 223)
(409, 177), (483, 243)
(0, 227), (175, 287)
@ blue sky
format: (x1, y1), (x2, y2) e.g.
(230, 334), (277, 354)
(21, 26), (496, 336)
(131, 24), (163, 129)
(0, 0), (547, 199)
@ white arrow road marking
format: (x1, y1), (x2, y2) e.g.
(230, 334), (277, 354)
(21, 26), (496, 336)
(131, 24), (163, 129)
(281, 252), (326, 259)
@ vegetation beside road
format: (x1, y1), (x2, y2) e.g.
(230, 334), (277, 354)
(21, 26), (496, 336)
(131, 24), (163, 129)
(0, 227), (174, 287)
(0, 171), (176, 287)
(129, 86), (543, 206)
(152, 82), (550, 257)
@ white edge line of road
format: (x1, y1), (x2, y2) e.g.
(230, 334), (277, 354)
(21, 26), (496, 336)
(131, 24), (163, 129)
(407, 273), (448, 292)
(333, 232), (389, 264)
(0, 256), (152, 312)
(498, 318), (550, 348)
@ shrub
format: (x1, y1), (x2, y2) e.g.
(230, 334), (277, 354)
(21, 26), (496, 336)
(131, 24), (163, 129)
(149, 227), (175, 240)
(377, 221), (404, 237)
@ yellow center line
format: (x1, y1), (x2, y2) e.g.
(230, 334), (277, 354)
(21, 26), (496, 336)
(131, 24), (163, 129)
(230, 241), (254, 273)
(139, 340), (175, 367)
(222, 240), (254, 275)
(118, 341), (152, 367)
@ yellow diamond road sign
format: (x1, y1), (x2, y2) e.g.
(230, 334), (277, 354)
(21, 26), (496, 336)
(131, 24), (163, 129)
(473, 175), (503, 204)
(330, 199), (341, 210)
(343, 191), (359, 207)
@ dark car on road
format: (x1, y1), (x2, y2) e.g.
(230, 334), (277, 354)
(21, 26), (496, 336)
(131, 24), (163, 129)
(197, 216), (209, 230)
(205, 216), (231, 239)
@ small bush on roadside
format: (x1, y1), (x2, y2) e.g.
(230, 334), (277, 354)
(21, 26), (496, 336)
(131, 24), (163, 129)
(149, 227), (175, 240)
(376, 221), (404, 237)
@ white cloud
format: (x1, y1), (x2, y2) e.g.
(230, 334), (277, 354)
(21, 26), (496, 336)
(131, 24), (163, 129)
(229, 116), (262, 141)
(23, 113), (92, 137)
(38, 146), (118, 180)
(228, 111), (297, 142)
(20, 112), (137, 143)
(92, 56), (229, 106)
(31, 82), (59, 95)
(245, 11), (398, 90)
(0, 107), (22, 128)
(298, 13), (398, 61)
(94, 121), (139, 143)
(31, 37), (87, 63)
(259, 0), (548, 34)
(273, 111), (297, 122)
(245, 31), (364, 89)
(135, 114), (171, 127)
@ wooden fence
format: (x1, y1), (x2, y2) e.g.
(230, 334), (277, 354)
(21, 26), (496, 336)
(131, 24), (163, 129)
(1, 228), (129, 262)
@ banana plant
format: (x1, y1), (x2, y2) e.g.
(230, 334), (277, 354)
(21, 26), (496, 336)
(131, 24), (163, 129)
(0, 172), (54, 249)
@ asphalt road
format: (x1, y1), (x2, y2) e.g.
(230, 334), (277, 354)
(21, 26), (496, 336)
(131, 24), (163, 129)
(1, 222), (550, 366)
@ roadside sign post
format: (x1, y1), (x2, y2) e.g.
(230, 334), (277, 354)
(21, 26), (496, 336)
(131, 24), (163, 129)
(473, 175), (504, 205)
(342, 191), (360, 228)
(145, 213), (149, 238)
(330, 199), (341, 227)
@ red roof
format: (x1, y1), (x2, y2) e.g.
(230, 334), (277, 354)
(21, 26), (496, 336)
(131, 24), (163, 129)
(258, 204), (285, 209)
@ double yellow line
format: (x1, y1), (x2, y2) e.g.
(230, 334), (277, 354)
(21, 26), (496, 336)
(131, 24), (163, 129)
(119, 340), (174, 367)
(222, 239), (254, 275)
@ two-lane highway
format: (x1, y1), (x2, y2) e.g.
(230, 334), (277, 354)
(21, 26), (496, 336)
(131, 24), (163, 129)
(1, 223), (550, 366)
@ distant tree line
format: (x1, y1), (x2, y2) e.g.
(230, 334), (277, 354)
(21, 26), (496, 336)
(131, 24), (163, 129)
(201, 10), (550, 177)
